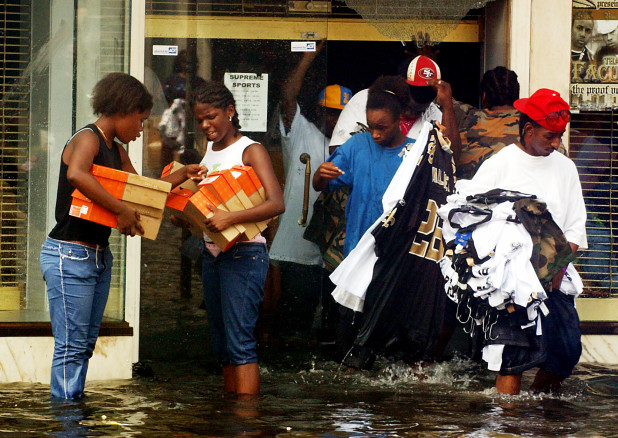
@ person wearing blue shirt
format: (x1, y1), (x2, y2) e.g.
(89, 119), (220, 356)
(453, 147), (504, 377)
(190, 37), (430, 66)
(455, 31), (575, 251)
(313, 75), (414, 256)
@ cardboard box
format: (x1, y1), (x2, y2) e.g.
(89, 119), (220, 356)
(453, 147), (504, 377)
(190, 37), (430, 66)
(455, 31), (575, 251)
(199, 173), (262, 239)
(162, 162), (203, 236)
(224, 168), (269, 232)
(70, 195), (164, 240)
(165, 187), (203, 237)
(68, 165), (171, 240)
(162, 161), (199, 192)
(186, 187), (245, 251)
(232, 165), (266, 201)
(91, 164), (171, 210)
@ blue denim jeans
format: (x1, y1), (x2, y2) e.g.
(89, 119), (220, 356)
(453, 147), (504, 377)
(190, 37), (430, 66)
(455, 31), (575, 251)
(201, 242), (268, 365)
(40, 237), (113, 399)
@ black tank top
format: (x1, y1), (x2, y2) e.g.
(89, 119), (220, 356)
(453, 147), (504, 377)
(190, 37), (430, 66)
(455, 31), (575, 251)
(48, 124), (122, 246)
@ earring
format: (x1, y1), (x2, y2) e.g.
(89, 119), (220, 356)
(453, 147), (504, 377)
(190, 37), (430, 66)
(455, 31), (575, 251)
(229, 116), (232, 122)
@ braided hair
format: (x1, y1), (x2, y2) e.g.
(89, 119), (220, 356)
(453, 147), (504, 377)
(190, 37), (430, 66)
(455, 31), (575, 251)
(518, 112), (541, 146)
(190, 81), (241, 132)
(480, 66), (520, 108)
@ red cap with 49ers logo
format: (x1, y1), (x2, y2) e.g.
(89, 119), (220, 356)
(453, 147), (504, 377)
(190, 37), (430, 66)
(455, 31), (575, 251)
(406, 55), (441, 86)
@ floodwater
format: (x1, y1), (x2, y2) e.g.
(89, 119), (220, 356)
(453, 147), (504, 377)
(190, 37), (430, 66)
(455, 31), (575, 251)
(1, 354), (617, 437)
(3, 219), (616, 437)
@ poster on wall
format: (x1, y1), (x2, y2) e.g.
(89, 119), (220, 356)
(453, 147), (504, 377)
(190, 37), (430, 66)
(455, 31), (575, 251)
(223, 73), (268, 132)
(571, 1), (618, 109)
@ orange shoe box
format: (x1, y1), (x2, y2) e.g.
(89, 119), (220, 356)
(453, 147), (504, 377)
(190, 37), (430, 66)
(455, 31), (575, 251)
(231, 165), (265, 202)
(162, 162), (202, 236)
(161, 162), (245, 249)
(69, 195), (164, 240)
(223, 168), (269, 233)
(68, 165), (171, 240)
(199, 173), (262, 240)
(90, 164), (171, 210)
(186, 187), (245, 251)
(162, 161), (199, 192)
(165, 187), (203, 237)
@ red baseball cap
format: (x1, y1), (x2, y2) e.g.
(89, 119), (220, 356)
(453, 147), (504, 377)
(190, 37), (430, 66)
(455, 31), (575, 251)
(406, 55), (441, 86)
(514, 88), (570, 132)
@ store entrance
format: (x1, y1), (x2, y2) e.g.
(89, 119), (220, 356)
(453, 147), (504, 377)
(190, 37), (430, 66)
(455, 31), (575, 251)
(142, 36), (485, 353)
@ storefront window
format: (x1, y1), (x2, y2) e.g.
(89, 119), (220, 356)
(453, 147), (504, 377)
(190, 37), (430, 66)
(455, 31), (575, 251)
(570, 1), (618, 297)
(0, 0), (130, 323)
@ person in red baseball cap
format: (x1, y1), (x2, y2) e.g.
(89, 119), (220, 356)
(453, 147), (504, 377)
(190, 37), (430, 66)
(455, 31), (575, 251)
(328, 55), (461, 160)
(467, 88), (587, 395)
(513, 88), (571, 157)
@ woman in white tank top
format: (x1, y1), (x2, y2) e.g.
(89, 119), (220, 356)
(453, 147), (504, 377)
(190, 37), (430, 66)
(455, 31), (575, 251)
(190, 81), (284, 397)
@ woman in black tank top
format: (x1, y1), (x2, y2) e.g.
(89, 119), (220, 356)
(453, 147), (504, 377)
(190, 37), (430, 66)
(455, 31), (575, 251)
(40, 73), (204, 399)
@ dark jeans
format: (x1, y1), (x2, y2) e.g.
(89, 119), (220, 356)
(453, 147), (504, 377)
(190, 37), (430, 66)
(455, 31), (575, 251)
(201, 242), (268, 365)
(499, 292), (581, 378)
(273, 261), (322, 337)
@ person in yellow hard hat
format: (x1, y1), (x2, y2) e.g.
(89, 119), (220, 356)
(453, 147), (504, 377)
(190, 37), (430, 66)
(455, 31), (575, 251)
(269, 40), (352, 346)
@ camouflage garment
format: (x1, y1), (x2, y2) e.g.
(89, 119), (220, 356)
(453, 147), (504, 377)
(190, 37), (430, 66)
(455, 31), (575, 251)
(454, 104), (569, 180)
(302, 127), (368, 273)
(513, 197), (578, 290)
(303, 186), (349, 272)
(456, 105), (520, 180)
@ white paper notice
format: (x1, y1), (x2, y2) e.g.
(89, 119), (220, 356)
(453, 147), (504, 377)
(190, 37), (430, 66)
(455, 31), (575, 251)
(224, 73), (268, 132)
(153, 45), (178, 56)
(291, 41), (317, 52)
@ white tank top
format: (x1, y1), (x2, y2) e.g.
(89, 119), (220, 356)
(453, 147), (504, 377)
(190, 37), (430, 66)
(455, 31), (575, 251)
(200, 135), (255, 174)
(198, 135), (266, 251)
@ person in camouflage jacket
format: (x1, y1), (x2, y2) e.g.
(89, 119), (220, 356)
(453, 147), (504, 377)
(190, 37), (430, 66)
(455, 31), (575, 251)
(455, 67), (521, 180)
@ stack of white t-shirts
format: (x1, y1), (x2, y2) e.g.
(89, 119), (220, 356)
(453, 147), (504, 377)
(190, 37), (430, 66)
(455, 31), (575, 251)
(438, 196), (548, 318)
(441, 185), (584, 299)
(438, 184), (553, 371)
(330, 122), (432, 312)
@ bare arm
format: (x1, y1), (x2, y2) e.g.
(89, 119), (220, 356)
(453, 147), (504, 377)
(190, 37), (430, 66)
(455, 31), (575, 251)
(281, 40), (325, 132)
(551, 242), (579, 290)
(312, 161), (344, 191)
(427, 78), (462, 163)
(203, 143), (285, 232)
(117, 142), (206, 188)
(161, 164), (207, 188)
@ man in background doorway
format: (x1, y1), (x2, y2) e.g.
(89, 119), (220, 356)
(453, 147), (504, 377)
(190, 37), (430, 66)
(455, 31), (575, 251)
(269, 41), (352, 345)
(455, 66), (521, 180)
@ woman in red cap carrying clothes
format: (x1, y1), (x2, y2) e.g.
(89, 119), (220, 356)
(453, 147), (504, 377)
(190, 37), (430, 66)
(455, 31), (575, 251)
(469, 88), (587, 395)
